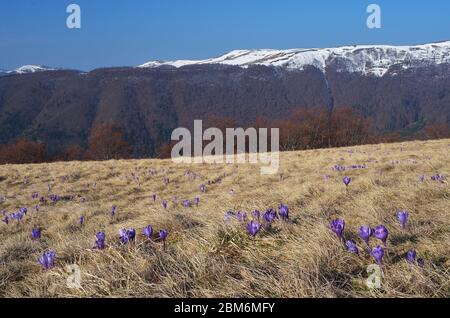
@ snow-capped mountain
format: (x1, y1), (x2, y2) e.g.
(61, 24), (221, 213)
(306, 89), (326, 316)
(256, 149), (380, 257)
(139, 41), (450, 77)
(10, 65), (57, 74)
(0, 65), (58, 76)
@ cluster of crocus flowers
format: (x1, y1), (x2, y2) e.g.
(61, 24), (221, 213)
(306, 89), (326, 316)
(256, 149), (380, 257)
(119, 228), (136, 244)
(347, 164), (367, 170)
(38, 250), (56, 270)
(228, 204), (289, 237)
(49, 194), (60, 203)
(431, 174), (445, 182)
(333, 216), (423, 270)
(9, 210), (25, 222)
(332, 165), (346, 172)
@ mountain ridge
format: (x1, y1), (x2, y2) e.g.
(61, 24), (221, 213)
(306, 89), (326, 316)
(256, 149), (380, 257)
(3, 40), (450, 77)
(138, 40), (450, 77)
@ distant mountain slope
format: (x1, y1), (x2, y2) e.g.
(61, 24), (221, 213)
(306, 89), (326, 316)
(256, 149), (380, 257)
(1, 42), (450, 156)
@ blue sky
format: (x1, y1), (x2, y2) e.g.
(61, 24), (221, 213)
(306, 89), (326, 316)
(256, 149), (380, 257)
(1, 0), (449, 70)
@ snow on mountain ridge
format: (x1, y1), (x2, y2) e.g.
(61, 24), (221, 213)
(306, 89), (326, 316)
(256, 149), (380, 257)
(138, 41), (450, 76)
(11, 65), (57, 74)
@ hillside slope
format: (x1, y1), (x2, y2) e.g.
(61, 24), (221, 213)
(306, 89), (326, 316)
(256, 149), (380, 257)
(0, 139), (449, 297)
(1, 64), (450, 157)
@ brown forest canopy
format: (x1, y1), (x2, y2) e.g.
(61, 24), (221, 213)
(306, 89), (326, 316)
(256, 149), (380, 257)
(0, 106), (448, 164)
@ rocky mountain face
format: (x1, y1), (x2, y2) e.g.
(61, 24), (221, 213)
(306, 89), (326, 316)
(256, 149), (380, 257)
(1, 42), (450, 157)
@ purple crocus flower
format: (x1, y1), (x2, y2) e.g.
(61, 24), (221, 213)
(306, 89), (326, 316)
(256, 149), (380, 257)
(397, 210), (409, 229)
(49, 194), (59, 203)
(278, 204), (289, 220)
(346, 240), (359, 255)
(162, 200), (168, 209)
(371, 246), (384, 268)
(374, 225), (389, 246)
(159, 229), (168, 241)
(38, 250), (56, 270)
(182, 199), (192, 208)
(1, 215), (8, 225)
(199, 184), (206, 193)
(19, 207), (28, 215)
(143, 225), (153, 239)
(119, 228), (136, 244)
(194, 196), (199, 206)
(31, 192), (39, 200)
(406, 249), (417, 265)
(431, 174), (445, 182)
(152, 193), (157, 202)
(359, 226), (373, 247)
(419, 175), (425, 183)
(111, 205), (117, 218)
(79, 216), (84, 226)
(246, 220), (261, 238)
(224, 211), (234, 223)
(251, 210), (260, 221)
(236, 211), (248, 223)
(329, 219), (345, 239)
(34, 205), (40, 212)
(31, 228), (41, 240)
(95, 231), (106, 249)
(10, 211), (24, 221)
(263, 209), (277, 225)
(343, 176), (351, 187)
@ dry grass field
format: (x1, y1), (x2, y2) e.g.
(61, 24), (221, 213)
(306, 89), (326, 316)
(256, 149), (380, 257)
(0, 139), (449, 298)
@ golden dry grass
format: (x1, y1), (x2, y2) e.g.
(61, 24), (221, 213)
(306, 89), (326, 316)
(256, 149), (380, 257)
(0, 139), (449, 298)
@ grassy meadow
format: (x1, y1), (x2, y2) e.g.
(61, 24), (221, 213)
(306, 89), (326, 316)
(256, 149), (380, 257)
(0, 139), (449, 298)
